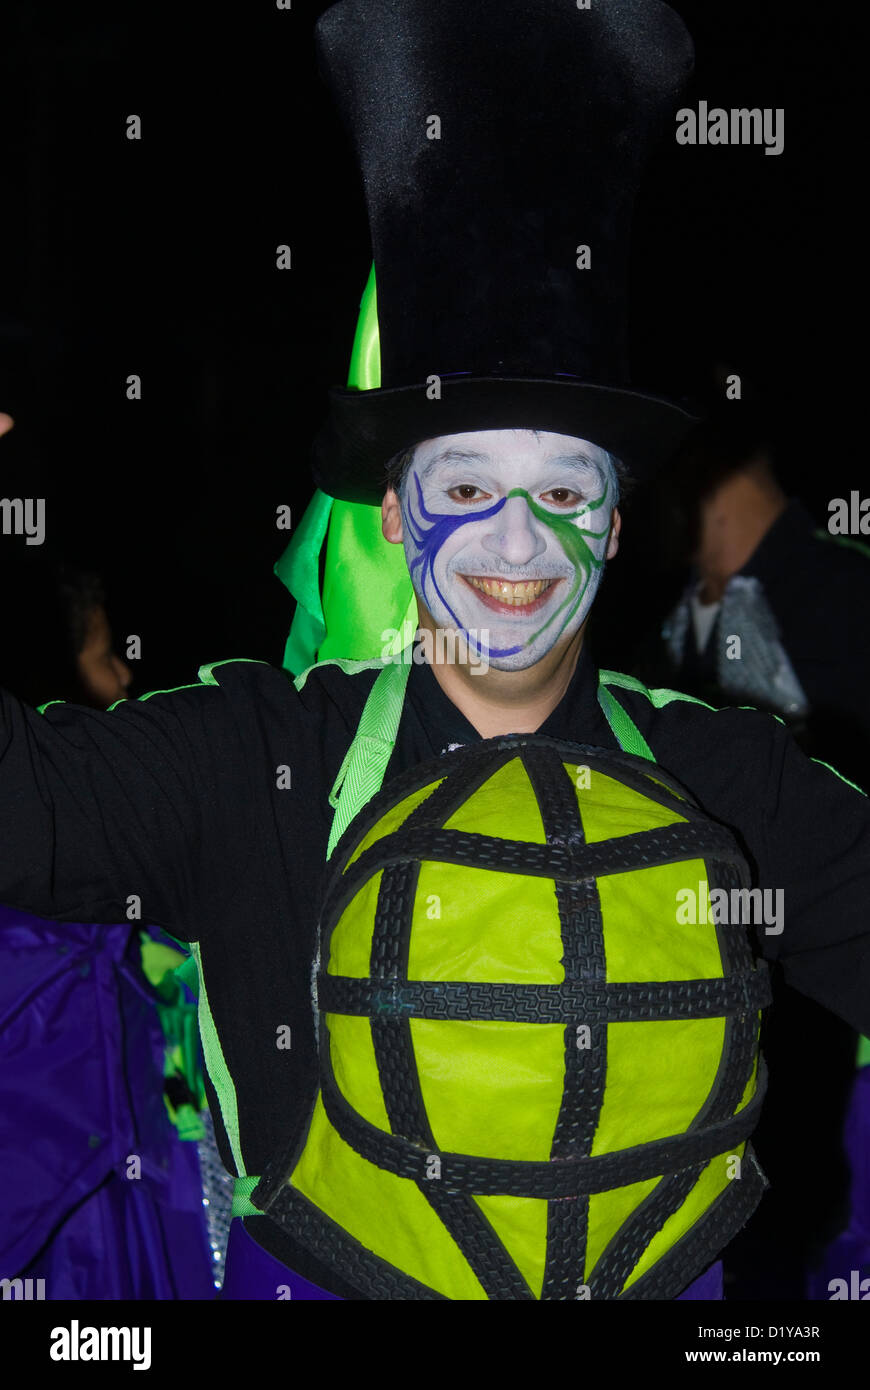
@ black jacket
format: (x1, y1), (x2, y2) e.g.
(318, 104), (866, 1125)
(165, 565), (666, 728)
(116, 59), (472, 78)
(1, 643), (868, 1288)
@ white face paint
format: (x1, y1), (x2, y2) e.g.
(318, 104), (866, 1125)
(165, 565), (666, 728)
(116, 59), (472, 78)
(398, 430), (618, 671)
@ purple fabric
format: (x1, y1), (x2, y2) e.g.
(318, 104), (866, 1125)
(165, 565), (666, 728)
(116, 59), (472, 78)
(805, 1064), (870, 1300)
(841, 1065), (870, 1235)
(677, 1261), (723, 1300)
(19, 1161), (215, 1299)
(0, 902), (215, 1298)
(221, 1218), (722, 1301)
(221, 1219), (341, 1299)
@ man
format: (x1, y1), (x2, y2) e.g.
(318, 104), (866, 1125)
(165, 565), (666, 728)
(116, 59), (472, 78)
(2, 418), (868, 1300)
(2, 0), (868, 1301)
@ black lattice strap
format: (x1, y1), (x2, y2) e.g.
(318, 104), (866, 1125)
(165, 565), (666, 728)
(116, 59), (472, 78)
(589, 1164), (704, 1299)
(317, 965), (771, 1023)
(252, 1148), (767, 1302)
(419, 1183), (537, 1300)
(615, 1146), (768, 1300)
(326, 736), (721, 883)
(323, 821), (747, 927)
(255, 1182), (448, 1300)
(319, 1058), (767, 1199)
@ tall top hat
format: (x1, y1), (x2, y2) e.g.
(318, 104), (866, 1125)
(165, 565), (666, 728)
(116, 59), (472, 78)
(311, 0), (697, 505)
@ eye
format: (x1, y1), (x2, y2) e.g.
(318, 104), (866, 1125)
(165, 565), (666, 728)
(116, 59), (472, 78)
(541, 488), (583, 507)
(447, 484), (491, 503)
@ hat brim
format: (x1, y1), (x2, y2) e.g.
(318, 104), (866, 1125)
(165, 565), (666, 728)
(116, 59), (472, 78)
(311, 377), (699, 505)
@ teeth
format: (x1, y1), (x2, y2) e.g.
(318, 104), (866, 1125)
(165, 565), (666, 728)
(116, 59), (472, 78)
(464, 576), (554, 607)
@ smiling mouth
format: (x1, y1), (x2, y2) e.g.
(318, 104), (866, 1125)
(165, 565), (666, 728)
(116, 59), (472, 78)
(460, 574), (560, 613)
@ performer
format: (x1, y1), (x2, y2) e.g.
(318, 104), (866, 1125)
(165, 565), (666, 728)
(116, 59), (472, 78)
(1, 0), (868, 1301)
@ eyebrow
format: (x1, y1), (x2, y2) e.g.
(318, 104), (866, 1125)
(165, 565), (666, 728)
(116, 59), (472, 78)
(418, 449), (489, 480)
(418, 449), (604, 482)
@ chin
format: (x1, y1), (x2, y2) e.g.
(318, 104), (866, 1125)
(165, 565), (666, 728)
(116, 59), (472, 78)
(479, 646), (551, 674)
(484, 658), (535, 674)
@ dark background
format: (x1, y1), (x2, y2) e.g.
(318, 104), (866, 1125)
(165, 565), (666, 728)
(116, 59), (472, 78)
(0, 0), (864, 694)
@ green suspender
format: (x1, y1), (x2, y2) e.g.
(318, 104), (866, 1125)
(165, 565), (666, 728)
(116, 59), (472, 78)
(327, 659), (656, 850)
(326, 659), (413, 858)
(321, 660), (657, 849)
(597, 682), (654, 760)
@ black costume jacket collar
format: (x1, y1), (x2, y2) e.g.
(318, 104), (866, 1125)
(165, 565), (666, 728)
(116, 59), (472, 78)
(397, 638), (618, 766)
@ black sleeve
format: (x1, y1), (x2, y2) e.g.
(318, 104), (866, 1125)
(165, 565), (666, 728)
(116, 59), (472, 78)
(0, 662), (261, 943)
(636, 695), (870, 1037)
(754, 724), (870, 1038)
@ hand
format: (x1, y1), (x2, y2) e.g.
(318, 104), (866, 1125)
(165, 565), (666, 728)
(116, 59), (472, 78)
(0, 413), (14, 439)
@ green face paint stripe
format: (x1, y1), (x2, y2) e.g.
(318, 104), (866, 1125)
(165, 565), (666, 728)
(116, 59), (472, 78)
(502, 483), (612, 645)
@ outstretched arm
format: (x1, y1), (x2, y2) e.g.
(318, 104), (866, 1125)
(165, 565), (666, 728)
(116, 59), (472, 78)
(0, 666), (258, 943)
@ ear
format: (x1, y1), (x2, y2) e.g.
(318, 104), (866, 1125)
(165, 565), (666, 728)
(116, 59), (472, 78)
(606, 507), (622, 561)
(382, 487), (404, 544)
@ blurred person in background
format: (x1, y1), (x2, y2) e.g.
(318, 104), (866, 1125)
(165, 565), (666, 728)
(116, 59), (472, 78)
(630, 399), (870, 1301)
(635, 402), (870, 787)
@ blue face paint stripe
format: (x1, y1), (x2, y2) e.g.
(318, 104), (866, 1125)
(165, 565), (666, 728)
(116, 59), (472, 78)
(402, 467), (612, 661)
(406, 471), (523, 657)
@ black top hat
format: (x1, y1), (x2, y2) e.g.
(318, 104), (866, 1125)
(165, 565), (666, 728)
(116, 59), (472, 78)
(311, 0), (697, 505)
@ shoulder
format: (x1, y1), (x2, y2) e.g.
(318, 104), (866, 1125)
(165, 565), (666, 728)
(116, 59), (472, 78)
(106, 657), (294, 724)
(292, 655), (385, 716)
(598, 669), (865, 809)
(98, 657), (382, 754)
(602, 668), (781, 751)
(123, 655), (382, 710)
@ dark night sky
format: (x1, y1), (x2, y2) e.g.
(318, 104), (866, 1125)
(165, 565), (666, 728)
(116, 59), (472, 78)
(0, 1), (864, 694)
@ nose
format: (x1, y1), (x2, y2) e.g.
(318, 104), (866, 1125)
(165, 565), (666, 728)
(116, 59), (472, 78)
(480, 494), (547, 568)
